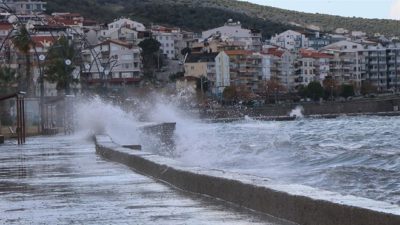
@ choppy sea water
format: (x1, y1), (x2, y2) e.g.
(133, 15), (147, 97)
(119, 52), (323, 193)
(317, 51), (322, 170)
(73, 98), (400, 206)
(173, 116), (400, 206)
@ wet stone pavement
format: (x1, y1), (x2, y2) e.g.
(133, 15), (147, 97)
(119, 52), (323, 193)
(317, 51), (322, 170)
(0, 136), (294, 225)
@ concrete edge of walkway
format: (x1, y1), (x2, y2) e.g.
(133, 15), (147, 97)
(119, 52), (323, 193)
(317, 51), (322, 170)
(94, 135), (400, 225)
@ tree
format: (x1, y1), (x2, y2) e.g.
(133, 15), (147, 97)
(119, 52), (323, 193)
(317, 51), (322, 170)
(322, 76), (338, 100)
(236, 85), (253, 102)
(340, 84), (355, 98)
(361, 80), (378, 96)
(264, 77), (285, 103)
(0, 67), (17, 126)
(138, 38), (161, 80)
(181, 47), (191, 56)
(306, 81), (324, 101)
(0, 67), (17, 94)
(222, 86), (237, 103)
(12, 26), (34, 97)
(45, 36), (77, 95)
(196, 76), (209, 93)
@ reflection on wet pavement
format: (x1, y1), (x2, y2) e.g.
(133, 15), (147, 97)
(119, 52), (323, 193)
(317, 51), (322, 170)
(0, 136), (293, 225)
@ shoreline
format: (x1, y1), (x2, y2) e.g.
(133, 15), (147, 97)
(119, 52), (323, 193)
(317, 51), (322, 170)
(95, 135), (400, 225)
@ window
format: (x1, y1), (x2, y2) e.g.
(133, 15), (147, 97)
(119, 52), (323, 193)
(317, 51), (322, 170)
(121, 54), (133, 60)
(123, 63), (132, 69)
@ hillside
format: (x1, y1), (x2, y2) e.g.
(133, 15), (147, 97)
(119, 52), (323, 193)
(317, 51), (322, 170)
(46, 0), (400, 38)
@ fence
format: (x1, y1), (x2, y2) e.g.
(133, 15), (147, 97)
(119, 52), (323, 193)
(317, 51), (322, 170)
(0, 96), (76, 141)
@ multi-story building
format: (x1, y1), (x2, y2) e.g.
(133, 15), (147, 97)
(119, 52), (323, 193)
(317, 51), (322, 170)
(308, 32), (332, 50)
(183, 52), (217, 95)
(270, 30), (309, 51)
(184, 52), (218, 79)
(151, 26), (184, 60)
(295, 49), (333, 86)
(266, 47), (296, 91)
(362, 44), (400, 92)
(215, 51), (230, 95)
(107, 18), (145, 32)
(100, 18), (146, 44)
(81, 39), (143, 88)
(202, 19), (262, 52)
(225, 50), (264, 93)
(321, 40), (364, 88)
(1, 0), (47, 14)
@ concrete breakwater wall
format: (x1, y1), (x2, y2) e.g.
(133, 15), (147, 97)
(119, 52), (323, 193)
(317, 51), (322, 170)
(202, 97), (400, 119)
(95, 135), (400, 225)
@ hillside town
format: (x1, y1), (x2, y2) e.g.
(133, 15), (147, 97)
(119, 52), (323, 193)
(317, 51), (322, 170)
(1, 0), (400, 104)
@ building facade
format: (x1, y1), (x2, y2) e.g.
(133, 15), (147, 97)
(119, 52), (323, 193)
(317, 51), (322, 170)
(81, 40), (143, 88)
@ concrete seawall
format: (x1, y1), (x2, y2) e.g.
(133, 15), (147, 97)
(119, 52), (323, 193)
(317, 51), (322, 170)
(95, 135), (400, 225)
(201, 97), (400, 119)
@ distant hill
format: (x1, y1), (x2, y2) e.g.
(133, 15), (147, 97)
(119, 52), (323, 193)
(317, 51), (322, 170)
(46, 0), (400, 38)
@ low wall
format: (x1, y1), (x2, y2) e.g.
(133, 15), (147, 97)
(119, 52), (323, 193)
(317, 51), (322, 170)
(95, 135), (400, 225)
(202, 97), (400, 119)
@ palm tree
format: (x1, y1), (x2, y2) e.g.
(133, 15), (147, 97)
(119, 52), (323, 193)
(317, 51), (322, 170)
(0, 67), (17, 127)
(45, 36), (77, 95)
(12, 26), (34, 97)
(0, 67), (17, 95)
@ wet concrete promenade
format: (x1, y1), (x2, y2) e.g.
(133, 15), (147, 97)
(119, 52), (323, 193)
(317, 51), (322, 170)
(0, 136), (293, 225)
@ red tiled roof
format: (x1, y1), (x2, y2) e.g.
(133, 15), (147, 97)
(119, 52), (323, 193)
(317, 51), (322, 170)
(224, 50), (253, 56)
(299, 49), (333, 59)
(265, 48), (285, 57)
(0, 22), (12, 30)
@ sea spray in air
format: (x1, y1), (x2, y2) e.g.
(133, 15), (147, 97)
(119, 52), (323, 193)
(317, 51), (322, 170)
(289, 105), (304, 118)
(74, 96), (141, 145)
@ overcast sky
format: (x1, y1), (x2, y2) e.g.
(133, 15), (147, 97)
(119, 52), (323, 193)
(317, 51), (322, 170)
(243, 0), (400, 20)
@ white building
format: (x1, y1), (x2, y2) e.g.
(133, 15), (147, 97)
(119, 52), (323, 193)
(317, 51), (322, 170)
(270, 30), (309, 51)
(81, 39), (143, 87)
(1, 0), (47, 14)
(107, 18), (145, 32)
(202, 19), (262, 51)
(296, 49), (333, 86)
(215, 51), (230, 95)
(322, 40), (364, 87)
(153, 32), (176, 59)
(100, 18), (145, 40)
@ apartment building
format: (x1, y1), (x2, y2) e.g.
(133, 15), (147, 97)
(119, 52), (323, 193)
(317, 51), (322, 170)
(184, 53), (218, 80)
(294, 49), (333, 86)
(224, 50), (264, 93)
(215, 51), (230, 95)
(81, 40), (143, 88)
(202, 19), (262, 52)
(270, 30), (309, 51)
(100, 18), (146, 44)
(266, 47), (296, 91)
(362, 44), (400, 92)
(1, 0), (46, 14)
(321, 40), (364, 88)
(151, 26), (185, 60)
